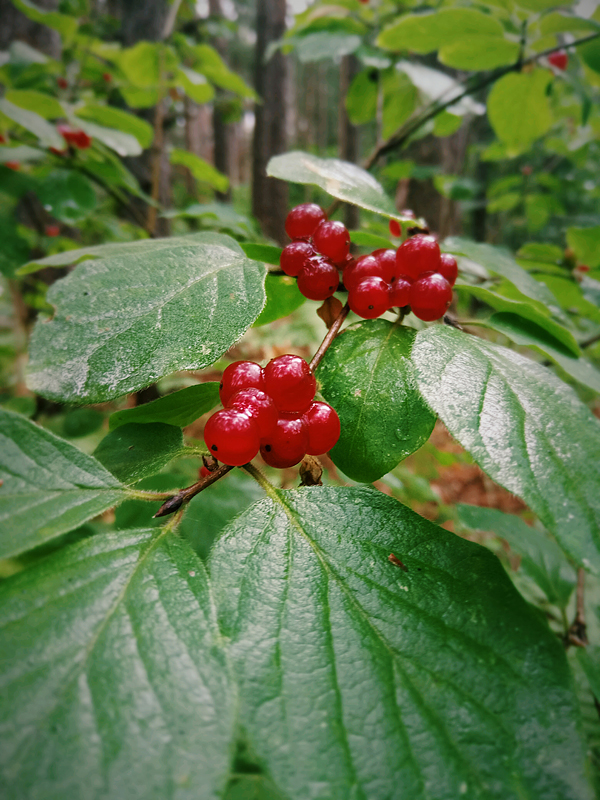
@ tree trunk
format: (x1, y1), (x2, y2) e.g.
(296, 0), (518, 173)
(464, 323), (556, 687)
(338, 55), (360, 231)
(0, 0), (60, 55)
(251, 0), (288, 244)
(208, 0), (232, 201)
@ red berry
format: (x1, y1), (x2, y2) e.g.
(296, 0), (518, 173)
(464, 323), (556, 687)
(4, 161), (20, 171)
(260, 414), (309, 468)
(396, 234), (441, 281)
(280, 241), (314, 277)
(549, 50), (568, 70)
(372, 249), (398, 283)
(263, 354), (316, 413)
(438, 253), (458, 286)
(343, 255), (388, 291)
(410, 273), (453, 321)
(57, 124), (92, 149)
(389, 219), (401, 237)
(49, 146), (66, 156)
(313, 220), (350, 264)
(297, 256), (339, 301)
(199, 466), (211, 478)
(203, 408), (260, 466)
(219, 361), (264, 405)
(388, 277), (411, 308)
(228, 388), (277, 437)
(103, 72), (112, 82)
(348, 276), (390, 319)
(304, 402), (340, 455)
(45, 225), (60, 237)
(57, 77), (68, 89)
(0, 134), (6, 144)
(285, 204), (327, 240)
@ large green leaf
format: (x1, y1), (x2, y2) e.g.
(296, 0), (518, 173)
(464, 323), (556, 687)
(93, 423), (184, 484)
(345, 70), (378, 125)
(253, 274), (306, 326)
(294, 32), (361, 62)
(170, 149), (229, 193)
(74, 104), (154, 149)
(4, 89), (64, 119)
(438, 37), (519, 70)
(487, 70), (553, 155)
(176, 67), (215, 104)
(566, 226), (600, 269)
(0, 407), (125, 560)
(36, 170), (97, 223)
(381, 70), (417, 139)
(10, 0), (77, 41)
(209, 485), (591, 800)
(0, 98), (64, 150)
(70, 117), (143, 157)
(412, 326), (600, 573)
(26, 233), (267, 404)
(317, 320), (436, 483)
(267, 151), (405, 220)
(0, 528), (235, 800)
(191, 44), (257, 99)
(118, 42), (179, 89)
(109, 382), (220, 430)
(377, 8), (505, 54)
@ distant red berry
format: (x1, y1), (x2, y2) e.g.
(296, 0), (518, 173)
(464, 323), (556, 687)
(388, 277), (411, 308)
(348, 276), (390, 319)
(344, 255), (388, 291)
(410, 273), (453, 321)
(548, 50), (568, 70)
(57, 124), (92, 149)
(280, 241), (314, 277)
(260, 414), (309, 468)
(438, 253), (458, 286)
(304, 402), (340, 455)
(199, 466), (211, 478)
(576, 264), (590, 272)
(264, 354), (316, 413)
(219, 361), (264, 405)
(57, 77), (68, 89)
(4, 161), (20, 171)
(49, 146), (67, 156)
(285, 204), (327, 240)
(297, 257), (339, 301)
(102, 72), (112, 82)
(389, 219), (401, 237)
(313, 220), (350, 264)
(228, 388), (278, 437)
(203, 408), (260, 466)
(0, 134), (6, 144)
(372, 249), (398, 283)
(396, 234), (441, 281)
(45, 225), (60, 237)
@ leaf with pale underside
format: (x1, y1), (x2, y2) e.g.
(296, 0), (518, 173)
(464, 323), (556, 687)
(109, 383), (220, 430)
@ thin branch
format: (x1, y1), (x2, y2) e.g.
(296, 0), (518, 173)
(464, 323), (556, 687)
(162, 0), (184, 39)
(581, 331), (600, 349)
(153, 463), (233, 517)
(309, 302), (350, 373)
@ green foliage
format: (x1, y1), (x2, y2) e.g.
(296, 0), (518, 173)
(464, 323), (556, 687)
(487, 71), (554, 156)
(254, 274), (306, 326)
(109, 383), (220, 430)
(37, 170), (97, 223)
(93, 423), (184, 483)
(170, 149), (229, 193)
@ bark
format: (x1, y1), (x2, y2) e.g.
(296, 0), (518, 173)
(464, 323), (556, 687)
(208, 0), (232, 201)
(0, 0), (60, 55)
(251, 0), (288, 244)
(338, 55), (360, 231)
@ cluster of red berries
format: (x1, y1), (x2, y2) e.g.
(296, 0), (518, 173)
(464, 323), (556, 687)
(57, 124), (92, 150)
(204, 355), (340, 468)
(280, 203), (457, 322)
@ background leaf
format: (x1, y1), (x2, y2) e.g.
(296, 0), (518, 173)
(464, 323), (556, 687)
(253, 274), (306, 326)
(93, 423), (184, 484)
(487, 71), (553, 155)
(36, 170), (97, 223)
(74, 104), (154, 149)
(0, 98), (64, 150)
(109, 383), (220, 430)
(170, 149), (229, 193)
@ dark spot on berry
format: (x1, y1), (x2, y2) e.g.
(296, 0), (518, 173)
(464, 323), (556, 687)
(265, 444), (272, 452)
(211, 444), (218, 451)
(219, 381), (223, 389)
(368, 305), (374, 309)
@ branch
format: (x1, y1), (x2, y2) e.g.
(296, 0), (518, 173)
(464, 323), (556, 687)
(153, 463), (233, 517)
(309, 302), (350, 373)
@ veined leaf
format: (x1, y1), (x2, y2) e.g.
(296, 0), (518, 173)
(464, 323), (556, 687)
(93, 423), (184, 484)
(109, 382), (220, 430)
(487, 70), (553, 155)
(0, 98), (64, 150)
(254, 274), (306, 326)
(170, 149), (229, 193)
(377, 8), (505, 54)
(4, 90), (63, 119)
(74, 104), (154, 149)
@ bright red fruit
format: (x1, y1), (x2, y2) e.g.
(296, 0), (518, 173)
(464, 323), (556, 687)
(219, 361), (264, 405)
(57, 77), (68, 89)
(45, 225), (60, 237)
(203, 408), (261, 466)
(372, 249), (397, 283)
(264, 354), (316, 413)
(297, 257), (339, 301)
(199, 466), (211, 478)
(389, 219), (401, 237)
(228, 388), (278, 437)
(438, 253), (458, 286)
(0, 134), (6, 144)
(343, 255), (388, 290)
(396, 234), (441, 281)
(57, 124), (92, 149)
(549, 50), (568, 70)
(102, 72), (112, 82)
(388, 277), (411, 308)
(280, 241), (314, 277)
(260, 414), (309, 468)
(348, 276), (390, 319)
(304, 402), (340, 455)
(285, 203), (327, 240)
(5, 161), (20, 171)
(313, 220), (350, 264)
(410, 273), (453, 321)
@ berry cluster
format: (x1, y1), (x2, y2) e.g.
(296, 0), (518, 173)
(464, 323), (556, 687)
(57, 124), (92, 150)
(204, 355), (340, 468)
(280, 204), (457, 322)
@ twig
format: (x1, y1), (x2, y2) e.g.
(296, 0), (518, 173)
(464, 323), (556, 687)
(153, 463), (233, 517)
(310, 302), (350, 373)
(162, 0), (183, 39)
(581, 331), (600, 349)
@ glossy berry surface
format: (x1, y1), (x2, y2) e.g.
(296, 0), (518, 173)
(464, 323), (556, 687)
(219, 361), (264, 405)
(304, 402), (340, 455)
(388, 277), (411, 308)
(263, 355), (316, 413)
(372, 249), (397, 283)
(297, 257), (339, 301)
(203, 408), (260, 466)
(549, 49), (568, 70)
(57, 125), (92, 149)
(348, 276), (390, 319)
(285, 203), (327, 240)
(199, 466), (211, 478)
(280, 241), (314, 277)
(396, 234), (441, 281)
(260, 414), (309, 468)
(45, 225), (60, 237)
(438, 253), (458, 286)
(389, 219), (401, 237)
(343, 255), (388, 291)
(228, 388), (277, 437)
(313, 220), (350, 264)
(410, 273), (453, 321)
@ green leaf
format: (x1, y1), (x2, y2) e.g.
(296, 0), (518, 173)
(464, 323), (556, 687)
(566, 226), (600, 268)
(62, 408), (103, 438)
(254, 274), (306, 327)
(295, 32), (361, 62)
(36, 169), (97, 223)
(577, 649), (600, 699)
(170, 148), (229, 193)
(345, 69), (378, 125)
(396, 61), (485, 117)
(349, 230), (395, 249)
(412, 326), (600, 573)
(118, 41), (179, 89)
(10, 0), (77, 41)
(433, 111), (462, 137)
(110, 383), (220, 430)
(457, 504), (576, 609)
(192, 44), (257, 99)
(0, 144), (45, 163)
(209, 485), (591, 800)
(69, 117), (143, 157)
(0, 406), (124, 560)
(93, 423), (184, 484)
(0, 528), (235, 800)
(4, 89), (64, 119)
(439, 36), (519, 70)
(317, 320), (436, 483)
(164, 203), (256, 238)
(381, 70), (417, 139)
(0, 215), (30, 278)
(176, 67), (215, 104)
(484, 312), (600, 393)
(0, 98), (64, 150)
(517, 242), (564, 263)
(487, 70), (553, 155)
(377, 8), (505, 53)
(240, 243), (281, 265)
(26, 233), (267, 404)
(267, 151), (399, 219)
(538, 12), (599, 35)
(74, 104), (154, 149)
(580, 38), (600, 74)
